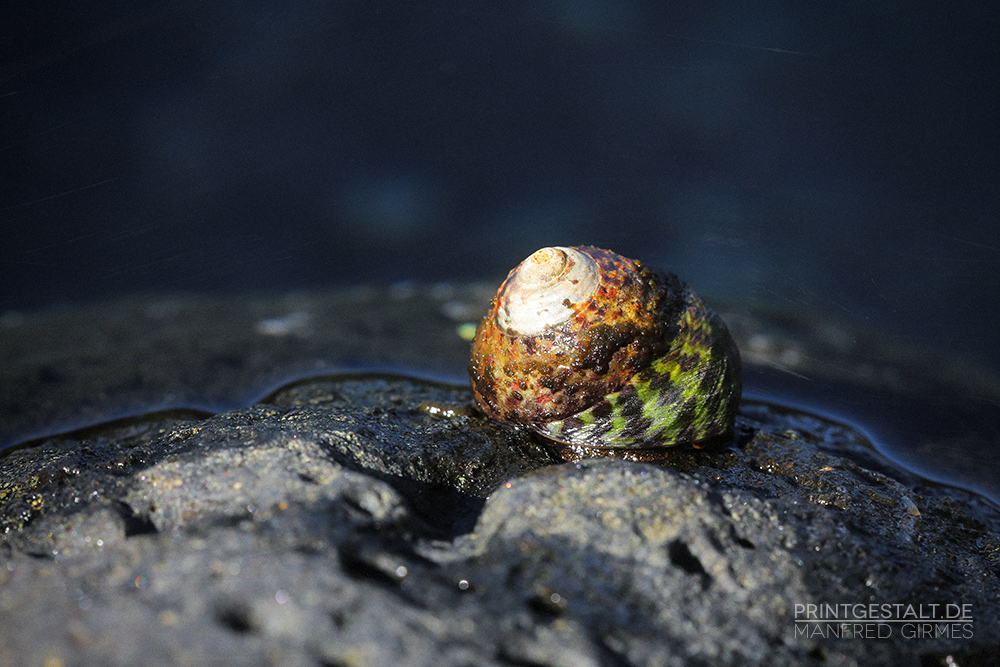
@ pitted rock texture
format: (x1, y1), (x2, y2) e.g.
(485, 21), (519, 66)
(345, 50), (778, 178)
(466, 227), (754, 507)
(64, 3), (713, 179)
(1, 375), (998, 666)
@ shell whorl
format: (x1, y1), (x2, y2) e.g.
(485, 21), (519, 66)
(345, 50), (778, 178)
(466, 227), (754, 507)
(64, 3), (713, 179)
(469, 245), (678, 426)
(468, 245), (743, 456)
(495, 246), (600, 335)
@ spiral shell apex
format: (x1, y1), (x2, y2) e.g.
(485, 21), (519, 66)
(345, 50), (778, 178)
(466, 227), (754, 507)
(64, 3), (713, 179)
(468, 245), (742, 461)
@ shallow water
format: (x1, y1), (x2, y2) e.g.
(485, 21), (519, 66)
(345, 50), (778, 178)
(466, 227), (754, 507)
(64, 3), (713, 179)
(745, 370), (1000, 506)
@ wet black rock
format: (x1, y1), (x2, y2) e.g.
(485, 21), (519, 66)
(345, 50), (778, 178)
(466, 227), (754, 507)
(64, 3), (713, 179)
(2, 372), (999, 666)
(3, 287), (1000, 665)
(0, 286), (492, 449)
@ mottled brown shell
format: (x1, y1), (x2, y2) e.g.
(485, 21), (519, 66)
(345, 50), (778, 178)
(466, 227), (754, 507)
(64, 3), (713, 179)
(468, 245), (743, 457)
(469, 245), (686, 426)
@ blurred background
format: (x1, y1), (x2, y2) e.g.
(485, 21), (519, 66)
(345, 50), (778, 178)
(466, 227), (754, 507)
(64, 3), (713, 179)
(2, 1), (998, 488)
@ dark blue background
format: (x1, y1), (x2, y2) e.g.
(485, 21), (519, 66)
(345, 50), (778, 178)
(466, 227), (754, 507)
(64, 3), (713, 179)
(3, 1), (997, 369)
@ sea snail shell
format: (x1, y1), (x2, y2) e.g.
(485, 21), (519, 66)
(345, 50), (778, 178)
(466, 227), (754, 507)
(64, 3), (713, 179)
(468, 246), (742, 461)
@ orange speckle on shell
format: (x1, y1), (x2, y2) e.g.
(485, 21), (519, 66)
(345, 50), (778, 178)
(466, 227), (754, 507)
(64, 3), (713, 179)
(468, 246), (685, 426)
